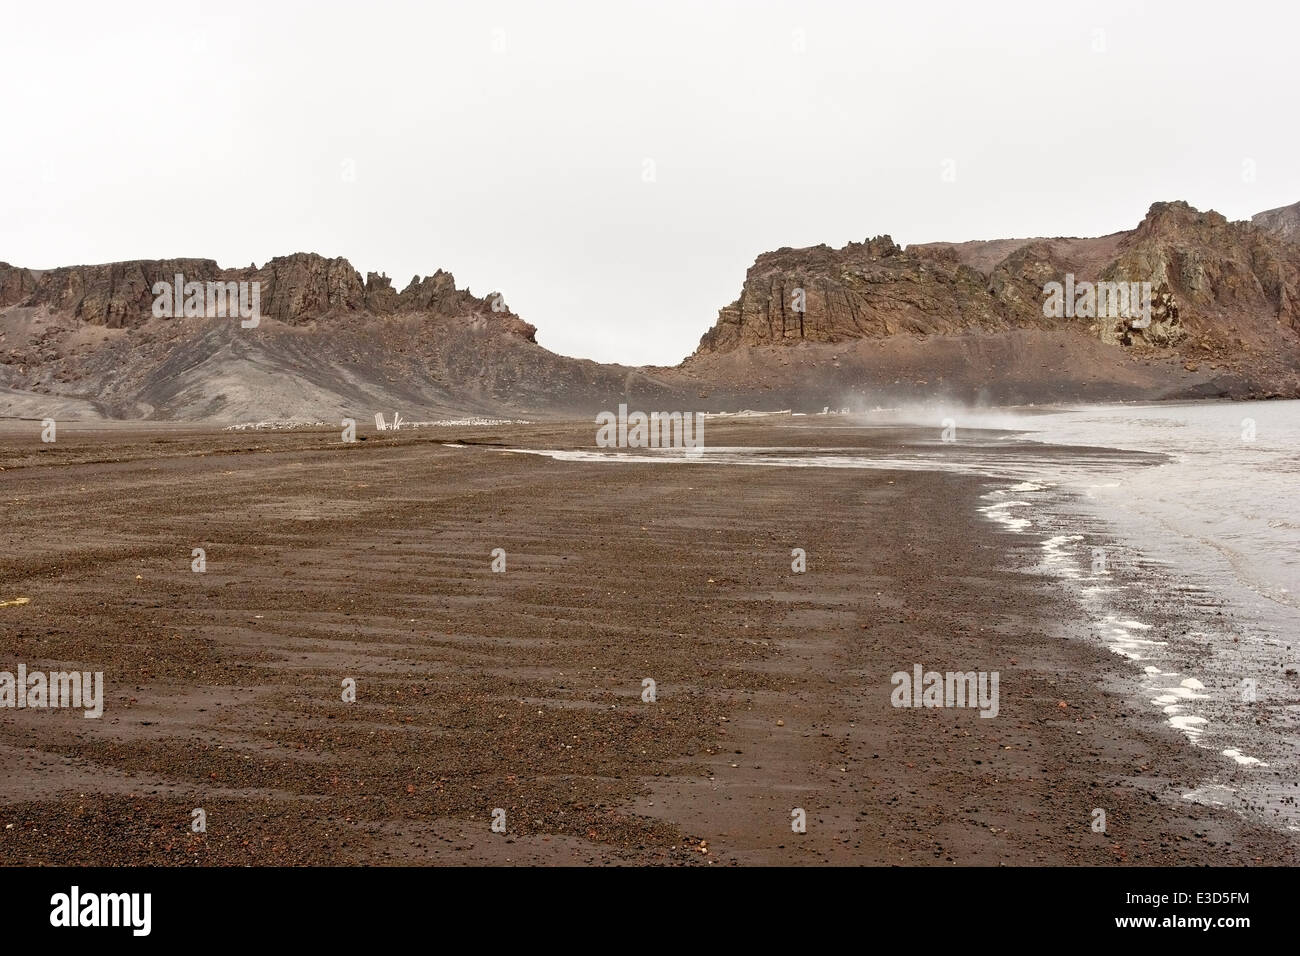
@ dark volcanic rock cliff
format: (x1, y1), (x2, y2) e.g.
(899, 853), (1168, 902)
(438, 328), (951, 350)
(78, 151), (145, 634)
(6, 253), (537, 340)
(683, 201), (1300, 404)
(0, 254), (596, 422)
(3, 199), (1299, 422)
(696, 202), (1299, 355)
(0, 263), (38, 307)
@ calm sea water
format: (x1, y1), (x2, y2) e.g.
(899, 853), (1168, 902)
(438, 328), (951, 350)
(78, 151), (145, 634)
(1026, 400), (1300, 619)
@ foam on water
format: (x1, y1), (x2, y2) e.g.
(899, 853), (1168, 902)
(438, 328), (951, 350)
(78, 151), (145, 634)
(973, 480), (1253, 762)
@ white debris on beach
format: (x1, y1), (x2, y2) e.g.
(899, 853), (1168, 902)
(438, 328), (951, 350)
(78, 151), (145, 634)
(703, 409), (793, 419)
(394, 418), (532, 428)
(225, 417), (531, 432)
(224, 421), (332, 431)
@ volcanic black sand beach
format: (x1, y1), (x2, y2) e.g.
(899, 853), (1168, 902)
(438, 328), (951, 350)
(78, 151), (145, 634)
(0, 418), (1294, 865)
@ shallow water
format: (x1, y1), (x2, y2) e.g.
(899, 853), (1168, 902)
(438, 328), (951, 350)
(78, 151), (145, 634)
(1026, 401), (1300, 618)
(500, 400), (1300, 831)
(1015, 402), (1300, 829)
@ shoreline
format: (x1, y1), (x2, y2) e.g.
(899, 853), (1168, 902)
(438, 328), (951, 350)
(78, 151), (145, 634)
(1007, 478), (1300, 835)
(0, 421), (1294, 864)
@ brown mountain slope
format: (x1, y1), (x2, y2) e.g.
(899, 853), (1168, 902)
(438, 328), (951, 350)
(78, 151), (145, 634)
(1253, 201), (1300, 245)
(0, 255), (684, 421)
(2, 199), (1298, 422)
(680, 201), (1300, 406)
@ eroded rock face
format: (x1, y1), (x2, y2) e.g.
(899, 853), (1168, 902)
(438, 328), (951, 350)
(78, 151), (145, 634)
(0, 263), (37, 307)
(364, 272), (399, 314)
(397, 270), (466, 313)
(0, 250), (560, 420)
(697, 236), (1008, 353)
(252, 254), (366, 324)
(1253, 201), (1300, 245)
(21, 259), (222, 327)
(1111, 201), (1300, 336)
(3, 197), (1298, 420)
(0, 253), (532, 333)
(693, 200), (1300, 358)
(1098, 285), (1182, 348)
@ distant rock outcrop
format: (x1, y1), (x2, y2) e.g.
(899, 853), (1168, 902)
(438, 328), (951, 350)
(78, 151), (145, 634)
(687, 201), (1300, 402)
(2, 198), (1298, 422)
(20, 259), (222, 327)
(0, 253), (562, 421)
(3, 253), (537, 339)
(1253, 201), (1300, 245)
(696, 201), (1299, 356)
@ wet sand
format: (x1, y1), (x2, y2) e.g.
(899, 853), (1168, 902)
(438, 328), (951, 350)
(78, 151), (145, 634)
(0, 419), (1294, 865)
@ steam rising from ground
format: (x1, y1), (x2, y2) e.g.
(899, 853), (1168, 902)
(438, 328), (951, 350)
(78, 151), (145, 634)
(816, 395), (1053, 435)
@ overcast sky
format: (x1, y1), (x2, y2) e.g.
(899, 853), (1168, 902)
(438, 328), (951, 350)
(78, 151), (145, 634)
(2, 0), (1296, 365)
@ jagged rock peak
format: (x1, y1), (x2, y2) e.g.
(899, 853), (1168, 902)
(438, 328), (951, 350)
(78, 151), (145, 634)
(0, 254), (524, 331)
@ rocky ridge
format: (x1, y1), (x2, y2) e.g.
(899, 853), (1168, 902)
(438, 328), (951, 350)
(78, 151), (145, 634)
(0, 254), (536, 339)
(2, 199), (1299, 421)
(695, 202), (1298, 356)
(681, 201), (1300, 405)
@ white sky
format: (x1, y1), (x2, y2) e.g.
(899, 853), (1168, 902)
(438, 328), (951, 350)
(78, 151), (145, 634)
(2, 0), (1296, 365)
